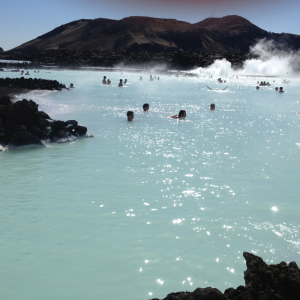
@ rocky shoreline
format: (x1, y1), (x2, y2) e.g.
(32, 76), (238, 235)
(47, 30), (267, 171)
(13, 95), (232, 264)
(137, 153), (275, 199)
(151, 252), (300, 300)
(0, 92), (93, 151)
(0, 77), (67, 91)
(0, 86), (29, 100)
(0, 50), (257, 71)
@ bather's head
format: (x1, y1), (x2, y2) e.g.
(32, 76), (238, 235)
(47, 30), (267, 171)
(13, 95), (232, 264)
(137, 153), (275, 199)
(143, 103), (149, 112)
(210, 103), (215, 110)
(127, 111), (134, 121)
(178, 110), (186, 118)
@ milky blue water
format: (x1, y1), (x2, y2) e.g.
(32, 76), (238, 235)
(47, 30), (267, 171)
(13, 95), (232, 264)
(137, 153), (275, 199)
(1, 69), (300, 300)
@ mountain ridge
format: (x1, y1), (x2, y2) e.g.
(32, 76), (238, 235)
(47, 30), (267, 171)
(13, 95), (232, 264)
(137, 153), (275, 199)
(10, 15), (300, 54)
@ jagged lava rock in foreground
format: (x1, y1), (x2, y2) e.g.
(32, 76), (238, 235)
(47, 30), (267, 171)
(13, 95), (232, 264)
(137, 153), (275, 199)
(0, 95), (93, 151)
(151, 252), (300, 300)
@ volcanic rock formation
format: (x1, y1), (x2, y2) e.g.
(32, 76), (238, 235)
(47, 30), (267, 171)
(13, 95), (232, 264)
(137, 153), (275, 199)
(0, 95), (93, 151)
(0, 77), (67, 91)
(151, 252), (300, 300)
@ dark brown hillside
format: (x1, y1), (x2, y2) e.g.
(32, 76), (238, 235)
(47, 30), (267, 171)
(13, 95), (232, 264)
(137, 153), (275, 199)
(10, 15), (300, 54)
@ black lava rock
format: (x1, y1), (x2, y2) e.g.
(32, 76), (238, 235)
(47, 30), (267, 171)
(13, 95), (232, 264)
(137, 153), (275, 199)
(0, 77), (66, 91)
(152, 252), (300, 300)
(0, 95), (93, 150)
(8, 132), (46, 150)
(50, 130), (77, 143)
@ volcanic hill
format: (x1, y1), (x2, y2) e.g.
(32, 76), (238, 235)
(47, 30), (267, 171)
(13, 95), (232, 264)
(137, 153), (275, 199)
(11, 15), (300, 53)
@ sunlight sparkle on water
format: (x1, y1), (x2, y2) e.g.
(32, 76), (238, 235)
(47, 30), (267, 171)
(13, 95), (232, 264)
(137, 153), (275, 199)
(1, 69), (300, 300)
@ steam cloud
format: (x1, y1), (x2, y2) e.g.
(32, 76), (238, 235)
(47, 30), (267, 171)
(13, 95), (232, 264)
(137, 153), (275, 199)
(191, 39), (300, 77)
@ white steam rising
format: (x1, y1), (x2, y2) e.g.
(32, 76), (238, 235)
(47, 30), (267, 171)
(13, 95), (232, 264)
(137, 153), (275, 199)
(191, 39), (300, 77)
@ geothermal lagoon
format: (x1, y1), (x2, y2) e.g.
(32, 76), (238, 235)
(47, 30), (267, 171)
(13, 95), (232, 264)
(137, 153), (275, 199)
(1, 66), (300, 300)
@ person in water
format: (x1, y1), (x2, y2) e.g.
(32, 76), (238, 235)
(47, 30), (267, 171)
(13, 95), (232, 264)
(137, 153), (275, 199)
(107, 79), (111, 85)
(140, 76), (143, 81)
(279, 87), (284, 93)
(127, 111), (134, 121)
(256, 86), (259, 90)
(275, 87), (278, 91)
(102, 76), (107, 84)
(118, 79), (123, 87)
(124, 79), (127, 84)
(143, 103), (149, 112)
(210, 103), (215, 110)
(70, 83), (74, 88)
(171, 110), (186, 119)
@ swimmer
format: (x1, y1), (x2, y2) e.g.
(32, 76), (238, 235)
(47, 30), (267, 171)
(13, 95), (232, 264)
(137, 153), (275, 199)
(210, 103), (215, 110)
(275, 87), (278, 91)
(279, 87), (284, 93)
(118, 79), (123, 87)
(124, 79), (127, 84)
(150, 75), (154, 81)
(143, 103), (149, 112)
(140, 76), (143, 81)
(127, 111), (134, 121)
(102, 76), (107, 84)
(171, 110), (186, 119)
(70, 83), (74, 88)
(256, 86), (259, 90)
(107, 79), (111, 85)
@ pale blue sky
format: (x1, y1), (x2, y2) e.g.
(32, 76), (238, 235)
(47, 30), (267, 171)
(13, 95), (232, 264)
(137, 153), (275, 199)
(1, 0), (299, 51)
